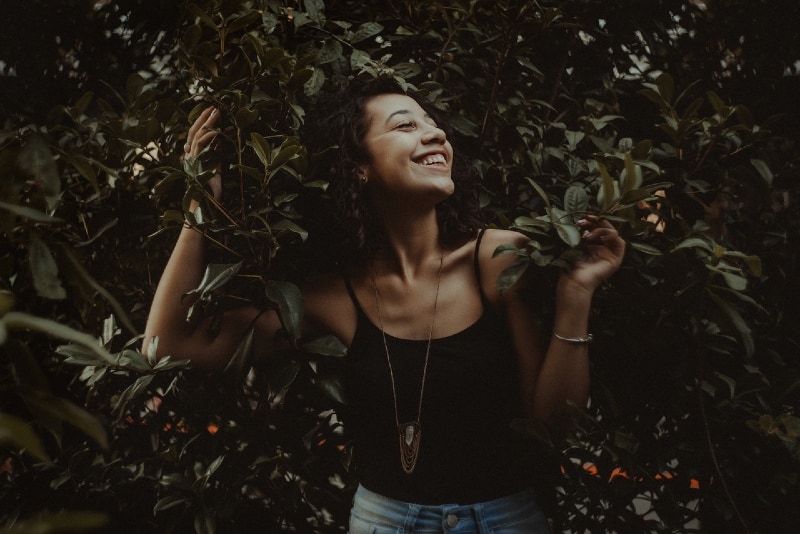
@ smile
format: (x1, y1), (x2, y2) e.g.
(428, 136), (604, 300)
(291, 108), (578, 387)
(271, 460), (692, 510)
(415, 154), (447, 167)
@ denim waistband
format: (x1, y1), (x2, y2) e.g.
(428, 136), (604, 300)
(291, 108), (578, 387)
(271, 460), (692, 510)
(350, 484), (550, 533)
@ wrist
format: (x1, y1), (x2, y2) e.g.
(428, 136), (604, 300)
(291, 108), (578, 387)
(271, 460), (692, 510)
(556, 274), (594, 305)
(552, 331), (593, 345)
(553, 275), (593, 340)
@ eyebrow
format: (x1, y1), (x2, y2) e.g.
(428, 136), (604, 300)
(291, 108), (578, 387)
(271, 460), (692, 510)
(384, 109), (411, 125)
(384, 109), (433, 125)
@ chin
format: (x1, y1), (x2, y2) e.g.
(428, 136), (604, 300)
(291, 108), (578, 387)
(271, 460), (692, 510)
(434, 182), (455, 201)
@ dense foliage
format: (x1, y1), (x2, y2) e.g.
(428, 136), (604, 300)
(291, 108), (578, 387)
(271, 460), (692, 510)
(1, 1), (798, 532)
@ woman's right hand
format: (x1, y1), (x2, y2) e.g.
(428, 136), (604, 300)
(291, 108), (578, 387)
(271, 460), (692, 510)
(184, 106), (222, 199)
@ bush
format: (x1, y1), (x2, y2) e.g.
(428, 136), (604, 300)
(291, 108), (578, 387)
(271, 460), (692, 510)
(1, 1), (798, 532)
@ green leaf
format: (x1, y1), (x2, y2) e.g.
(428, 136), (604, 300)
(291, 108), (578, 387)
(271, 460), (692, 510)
(525, 177), (552, 210)
(707, 265), (748, 291)
(303, 335), (347, 357)
(612, 189), (656, 210)
(62, 152), (99, 192)
(497, 259), (528, 295)
(6, 338), (64, 443)
(706, 90), (728, 116)
(0, 201), (63, 223)
(351, 22), (383, 43)
(204, 455), (225, 479)
(564, 185), (588, 216)
(304, 68), (325, 96)
(187, 3), (218, 30)
(265, 281), (303, 340)
(5, 311), (116, 363)
(224, 327), (255, 376)
(0, 290), (13, 316)
(629, 242), (663, 256)
(28, 238), (66, 300)
(60, 246), (137, 335)
(19, 388), (108, 449)
(0, 511), (108, 533)
(555, 222), (581, 246)
(270, 360), (302, 403)
(303, 0), (326, 24)
(0, 412), (50, 462)
(564, 130), (584, 150)
(317, 39), (343, 65)
(673, 237), (713, 253)
(780, 414), (800, 439)
(8, 338), (50, 391)
(613, 430), (640, 454)
(707, 290), (754, 357)
(271, 140), (302, 170)
(449, 114), (479, 138)
(125, 73), (146, 103)
(185, 262), (243, 299)
(492, 243), (525, 258)
(620, 152), (641, 193)
(248, 132), (271, 168)
(316, 372), (346, 404)
(17, 134), (61, 200)
(194, 509), (216, 534)
(514, 56), (544, 79)
(114, 374), (155, 414)
(596, 161), (616, 211)
(638, 87), (668, 111)
(750, 158), (773, 185)
(654, 73), (674, 103)
(349, 48), (372, 71)
(234, 106), (259, 128)
(271, 218), (308, 241)
(153, 495), (191, 514)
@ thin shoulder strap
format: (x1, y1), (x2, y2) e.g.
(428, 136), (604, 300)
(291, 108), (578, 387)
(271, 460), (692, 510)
(342, 274), (367, 316)
(473, 228), (490, 307)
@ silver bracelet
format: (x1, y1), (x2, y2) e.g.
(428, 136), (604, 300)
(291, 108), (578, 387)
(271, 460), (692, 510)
(553, 332), (594, 344)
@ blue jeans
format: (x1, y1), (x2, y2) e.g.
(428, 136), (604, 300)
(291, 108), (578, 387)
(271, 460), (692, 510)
(348, 485), (551, 533)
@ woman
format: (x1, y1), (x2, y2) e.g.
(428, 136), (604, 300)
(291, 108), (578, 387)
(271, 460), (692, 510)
(144, 82), (625, 532)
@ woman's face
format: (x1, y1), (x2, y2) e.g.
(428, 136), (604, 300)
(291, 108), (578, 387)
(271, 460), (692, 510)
(358, 93), (454, 205)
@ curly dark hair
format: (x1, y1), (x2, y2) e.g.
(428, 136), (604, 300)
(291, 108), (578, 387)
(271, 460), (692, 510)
(304, 78), (483, 268)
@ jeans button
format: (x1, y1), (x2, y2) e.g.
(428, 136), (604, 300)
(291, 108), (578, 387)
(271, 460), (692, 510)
(446, 514), (459, 528)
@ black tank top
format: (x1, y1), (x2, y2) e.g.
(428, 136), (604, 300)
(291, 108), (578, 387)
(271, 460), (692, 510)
(342, 229), (530, 504)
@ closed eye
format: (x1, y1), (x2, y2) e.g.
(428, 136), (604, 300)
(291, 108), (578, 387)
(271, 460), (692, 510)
(395, 121), (415, 130)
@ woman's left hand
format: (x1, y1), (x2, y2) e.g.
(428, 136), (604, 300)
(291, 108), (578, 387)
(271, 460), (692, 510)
(566, 215), (626, 293)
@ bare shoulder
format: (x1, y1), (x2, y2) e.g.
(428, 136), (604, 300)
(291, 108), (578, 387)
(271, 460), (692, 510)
(477, 228), (529, 268)
(301, 271), (357, 345)
(479, 228), (529, 253)
(476, 228), (530, 303)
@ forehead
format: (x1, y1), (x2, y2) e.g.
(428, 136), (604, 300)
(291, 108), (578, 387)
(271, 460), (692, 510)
(364, 93), (427, 122)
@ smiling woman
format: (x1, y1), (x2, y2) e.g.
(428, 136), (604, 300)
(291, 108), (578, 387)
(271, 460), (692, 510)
(304, 81), (485, 269)
(359, 94), (455, 213)
(142, 78), (626, 533)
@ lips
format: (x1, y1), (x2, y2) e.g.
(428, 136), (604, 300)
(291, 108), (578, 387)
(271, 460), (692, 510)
(414, 152), (448, 167)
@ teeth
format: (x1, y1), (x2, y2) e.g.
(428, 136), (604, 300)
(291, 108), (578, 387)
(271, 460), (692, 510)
(419, 154), (446, 166)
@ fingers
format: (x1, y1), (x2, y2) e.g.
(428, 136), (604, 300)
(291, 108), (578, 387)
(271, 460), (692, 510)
(184, 106), (220, 157)
(578, 216), (618, 241)
(578, 216), (626, 260)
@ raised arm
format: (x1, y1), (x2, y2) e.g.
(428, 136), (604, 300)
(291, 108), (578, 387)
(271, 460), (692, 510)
(531, 216), (624, 421)
(480, 218), (625, 429)
(142, 107), (280, 370)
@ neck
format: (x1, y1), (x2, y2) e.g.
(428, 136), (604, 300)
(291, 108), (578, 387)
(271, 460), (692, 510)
(373, 207), (442, 282)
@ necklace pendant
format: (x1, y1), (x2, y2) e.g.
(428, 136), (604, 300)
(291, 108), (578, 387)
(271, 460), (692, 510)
(398, 421), (422, 474)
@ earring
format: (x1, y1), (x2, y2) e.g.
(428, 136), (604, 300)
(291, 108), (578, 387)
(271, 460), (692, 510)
(359, 174), (367, 184)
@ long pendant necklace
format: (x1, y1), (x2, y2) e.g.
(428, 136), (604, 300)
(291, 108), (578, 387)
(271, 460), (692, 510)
(371, 249), (444, 475)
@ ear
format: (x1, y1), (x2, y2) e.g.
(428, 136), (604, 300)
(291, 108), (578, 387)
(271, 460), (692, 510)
(357, 164), (369, 184)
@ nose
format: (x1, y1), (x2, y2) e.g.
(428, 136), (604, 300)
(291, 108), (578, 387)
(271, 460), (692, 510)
(421, 123), (446, 145)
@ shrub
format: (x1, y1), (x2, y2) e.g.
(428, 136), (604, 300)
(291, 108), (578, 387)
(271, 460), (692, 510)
(1, 1), (798, 532)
